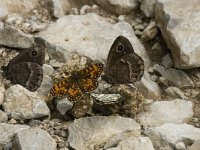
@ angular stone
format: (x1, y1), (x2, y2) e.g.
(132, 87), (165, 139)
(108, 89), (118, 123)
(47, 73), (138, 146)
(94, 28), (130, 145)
(155, 0), (200, 69)
(164, 87), (188, 99)
(0, 0), (39, 21)
(135, 71), (161, 99)
(145, 123), (200, 149)
(153, 64), (194, 88)
(93, 0), (139, 15)
(13, 127), (57, 150)
(51, 0), (71, 18)
(0, 86), (5, 105)
(140, 0), (156, 18)
(3, 85), (50, 120)
(57, 98), (73, 115)
(0, 26), (34, 49)
(0, 110), (8, 123)
(114, 137), (154, 150)
(0, 123), (29, 145)
(38, 14), (151, 69)
(141, 21), (158, 41)
(137, 99), (193, 127)
(68, 116), (140, 150)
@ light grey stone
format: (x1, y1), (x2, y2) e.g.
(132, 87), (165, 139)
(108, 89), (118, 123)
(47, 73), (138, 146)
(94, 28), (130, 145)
(0, 86), (5, 105)
(4, 13), (24, 25)
(165, 87), (188, 99)
(13, 127), (57, 150)
(0, 110), (8, 123)
(37, 75), (53, 95)
(93, 0), (139, 15)
(115, 137), (154, 150)
(140, 0), (156, 18)
(3, 85), (50, 120)
(0, 26), (34, 49)
(135, 71), (161, 99)
(145, 123), (200, 149)
(57, 98), (73, 115)
(38, 14), (151, 69)
(80, 5), (92, 15)
(68, 116), (140, 150)
(42, 64), (54, 76)
(52, 0), (71, 18)
(153, 64), (194, 88)
(161, 54), (174, 68)
(0, 0), (39, 21)
(155, 0), (200, 69)
(141, 21), (158, 41)
(175, 142), (186, 150)
(136, 99), (193, 127)
(0, 123), (29, 145)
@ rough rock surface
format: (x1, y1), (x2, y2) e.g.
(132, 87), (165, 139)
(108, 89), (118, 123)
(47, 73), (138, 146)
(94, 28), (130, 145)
(155, 0), (200, 69)
(145, 123), (200, 149)
(13, 127), (57, 150)
(0, 123), (29, 145)
(3, 85), (50, 120)
(68, 116), (141, 150)
(136, 99), (194, 127)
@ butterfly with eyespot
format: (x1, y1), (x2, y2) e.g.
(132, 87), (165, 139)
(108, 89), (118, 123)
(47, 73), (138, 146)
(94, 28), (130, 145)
(50, 63), (103, 102)
(2, 37), (46, 92)
(103, 35), (144, 84)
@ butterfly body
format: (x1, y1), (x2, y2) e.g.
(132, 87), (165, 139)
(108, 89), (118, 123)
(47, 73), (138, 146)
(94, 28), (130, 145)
(50, 63), (103, 102)
(103, 36), (144, 84)
(2, 37), (45, 92)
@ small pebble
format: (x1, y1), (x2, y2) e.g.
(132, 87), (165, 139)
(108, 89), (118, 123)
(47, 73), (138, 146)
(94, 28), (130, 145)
(175, 142), (186, 150)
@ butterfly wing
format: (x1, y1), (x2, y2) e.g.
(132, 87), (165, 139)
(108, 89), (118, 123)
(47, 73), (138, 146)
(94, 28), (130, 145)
(105, 36), (135, 72)
(78, 63), (103, 79)
(104, 53), (144, 84)
(50, 77), (83, 102)
(9, 62), (43, 92)
(77, 63), (103, 92)
(7, 37), (45, 69)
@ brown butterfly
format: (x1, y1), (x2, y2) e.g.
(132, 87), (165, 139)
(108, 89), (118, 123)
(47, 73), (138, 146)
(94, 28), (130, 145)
(103, 36), (144, 84)
(50, 63), (103, 102)
(2, 37), (45, 92)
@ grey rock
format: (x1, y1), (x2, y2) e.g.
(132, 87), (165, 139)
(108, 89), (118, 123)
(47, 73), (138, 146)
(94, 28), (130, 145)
(57, 98), (73, 115)
(13, 127), (57, 150)
(0, 26), (34, 49)
(175, 142), (186, 150)
(134, 24), (145, 30)
(28, 119), (42, 127)
(0, 123), (29, 145)
(158, 76), (169, 87)
(136, 99), (193, 127)
(3, 85), (50, 120)
(145, 123), (200, 149)
(141, 21), (158, 41)
(60, 148), (69, 150)
(42, 64), (54, 76)
(51, 0), (71, 18)
(0, 0), (39, 21)
(0, 86), (5, 105)
(113, 137), (155, 150)
(155, 0), (200, 69)
(187, 140), (200, 150)
(80, 5), (92, 15)
(0, 110), (8, 123)
(3, 141), (12, 150)
(140, 0), (156, 18)
(37, 75), (53, 95)
(153, 64), (194, 88)
(164, 87), (188, 99)
(38, 14), (151, 69)
(68, 116), (140, 150)
(93, 0), (139, 15)
(161, 54), (174, 68)
(4, 13), (24, 25)
(135, 71), (161, 99)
